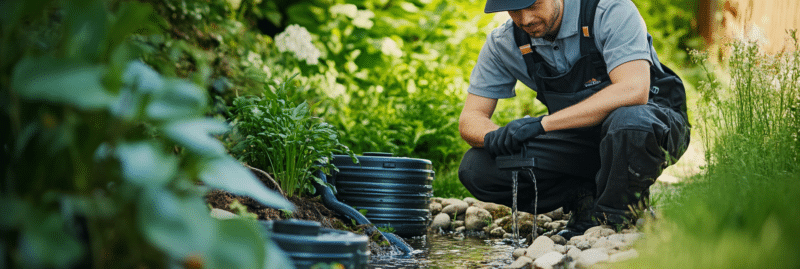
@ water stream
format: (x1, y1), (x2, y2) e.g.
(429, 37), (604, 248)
(369, 233), (516, 268)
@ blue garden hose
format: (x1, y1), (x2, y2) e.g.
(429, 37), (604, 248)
(312, 170), (414, 255)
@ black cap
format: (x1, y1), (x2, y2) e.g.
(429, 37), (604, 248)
(484, 0), (537, 13)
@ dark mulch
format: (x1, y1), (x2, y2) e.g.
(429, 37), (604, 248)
(205, 189), (350, 231)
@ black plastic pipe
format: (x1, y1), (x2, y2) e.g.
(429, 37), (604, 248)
(313, 170), (414, 255)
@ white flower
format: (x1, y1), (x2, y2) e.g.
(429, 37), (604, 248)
(352, 10), (375, 29)
(275, 25), (321, 65)
(330, 4), (358, 18)
(251, 107), (263, 117)
(381, 37), (402, 58)
(246, 51), (263, 67)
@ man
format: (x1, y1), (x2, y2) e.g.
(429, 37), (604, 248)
(458, 0), (690, 239)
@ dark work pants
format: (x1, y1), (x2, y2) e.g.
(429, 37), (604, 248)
(458, 102), (690, 223)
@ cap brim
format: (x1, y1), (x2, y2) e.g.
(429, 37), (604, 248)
(484, 0), (537, 13)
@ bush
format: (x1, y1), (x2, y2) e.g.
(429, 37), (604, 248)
(619, 34), (800, 268)
(0, 1), (293, 267)
(226, 77), (356, 197)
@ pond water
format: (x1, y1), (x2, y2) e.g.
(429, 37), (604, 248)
(369, 232), (525, 268)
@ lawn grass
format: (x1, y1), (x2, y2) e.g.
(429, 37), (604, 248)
(618, 35), (800, 268)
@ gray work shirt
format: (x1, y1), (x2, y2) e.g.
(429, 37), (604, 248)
(468, 0), (663, 99)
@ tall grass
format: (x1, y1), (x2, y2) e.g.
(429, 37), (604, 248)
(618, 33), (800, 268)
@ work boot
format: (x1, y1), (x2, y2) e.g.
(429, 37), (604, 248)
(556, 195), (598, 240)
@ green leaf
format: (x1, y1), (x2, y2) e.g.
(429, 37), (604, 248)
(12, 56), (114, 110)
(146, 79), (207, 120)
(116, 141), (177, 186)
(199, 157), (294, 210)
(121, 61), (165, 94)
(205, 219), (266, 269)
(18, 209), (83, 268)
(162, 119), (229, 157)
(138, 187), (215, 260)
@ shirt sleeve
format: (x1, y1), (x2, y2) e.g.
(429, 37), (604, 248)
(594, 0), (653, 74)
(467, 28), (518, 99)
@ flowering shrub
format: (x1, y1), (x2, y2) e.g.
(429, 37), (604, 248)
(275, 24), (321, 65)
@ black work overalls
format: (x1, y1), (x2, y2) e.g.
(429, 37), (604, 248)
(459, 0), (690, 224)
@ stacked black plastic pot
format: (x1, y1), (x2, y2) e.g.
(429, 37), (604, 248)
(330, 153), (435, 237)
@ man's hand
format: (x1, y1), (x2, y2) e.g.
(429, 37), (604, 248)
(483, 115), (546, 156)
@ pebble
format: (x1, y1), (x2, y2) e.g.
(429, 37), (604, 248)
(465, 206), (493, 231)
(454, 226), (466, 233)
(489, 227), (506, 237)
(575, 248), (609, 267)
(506, 256), (532, 269)
(512, 248), (527, 259)
(532, 252), (564, 269)
(525, 236), (554, 260)
(584, 226), (615, 239)
(442, 203), (469, 218)
(549, 234), (566, 245)
(609, 249), (639, 263)
(545, 207), (564, 220)
(430, 202), (442, 215)
(464, 197), (479, 206)
(576, 241), (592, 250)
(430, 213), (451, 230)
(566, 247), (581, 260)
(451, 220), (464, 230)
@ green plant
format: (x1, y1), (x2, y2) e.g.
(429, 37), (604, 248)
(227, 77), (356, 197)
(619, 34), (800, 268)
(0, 0), (293, 268)
(376, 225), (395, 233)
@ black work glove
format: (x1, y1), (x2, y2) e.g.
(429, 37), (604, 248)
(483, 115), (546, 156)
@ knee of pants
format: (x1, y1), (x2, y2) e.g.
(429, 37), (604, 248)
(603, 104), (669, 137)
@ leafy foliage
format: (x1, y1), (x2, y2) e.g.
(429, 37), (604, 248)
(227, 78), (356, 197)
(0, 0), (293, 268)
(621, 35), (800, 268)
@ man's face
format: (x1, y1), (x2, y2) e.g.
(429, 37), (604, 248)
(507, 0), (564, 41)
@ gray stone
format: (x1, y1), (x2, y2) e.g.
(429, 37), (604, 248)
(451, 220), (464, 230)
(431, 197), (443, 203)
(441, 198), (466, 208)
(464, 197), (479, 206)
(503, 233), (515, 239)
(592, 236), (625, 251)
(210, 208), (237, 220)
(584, 226), (615, 239)
(552, 245), (567, 254)
(465, 206), (493, 231)
(566, 247), (581, 260)
(550, 234), (567, 245)
(490, 227), (506, 237)
(429, 202), (443, 215)
(533, 251), (565, 269)
(575, 248), (609, 268)
(575, 241), (591, 250)
(454, 226), (466, 233)
(441, 202), (469, 218)
(431, 213), (451, 230)
(513, 248), (528, 259)
(544, 222), (561, 231)
(536, 215), (553, 225)
(506, 256), (533, 269)
(525, 236), (555, 259)
(609, 249), (639, 263)
(545, 207), (565, 220)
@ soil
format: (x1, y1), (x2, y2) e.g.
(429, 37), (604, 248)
(205, 189), (349, 230)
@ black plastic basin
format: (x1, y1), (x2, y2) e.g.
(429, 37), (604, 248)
(262, 220), (369, 269)
(330, 153), (434, 237)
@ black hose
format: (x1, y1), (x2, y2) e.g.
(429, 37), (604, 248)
(312, 170), (414, 255)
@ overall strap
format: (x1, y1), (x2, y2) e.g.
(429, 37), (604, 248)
(513, 23), (539, 80)
(512, 23), (548, 95)
(579, 0), (607, 74)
